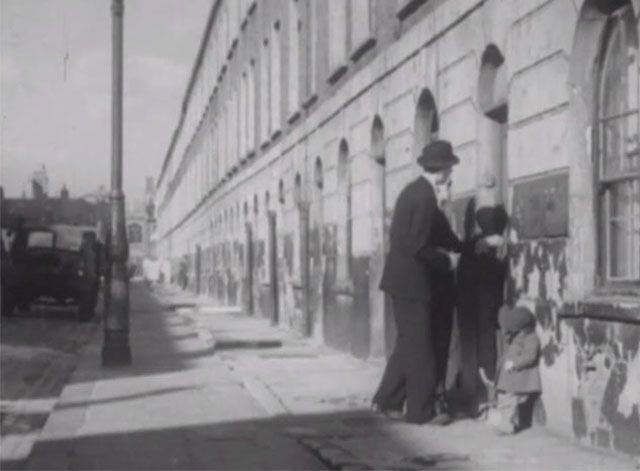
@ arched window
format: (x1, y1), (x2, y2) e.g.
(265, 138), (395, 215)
(260, 39), (270, 143)
(328, 0), (347, 75)
(288, 1), (301, 116)
(413, 89), (439, 159)
(128, 223), (143, 244)
(278, 179), (285, 204)
(478, 44), (508, 202)
(247, 60), (256, 153)
(596, 3), (640, 283)
(294, 172), (303, 206)
(270, 20), (282, 135)
(314, 157), (324, 190)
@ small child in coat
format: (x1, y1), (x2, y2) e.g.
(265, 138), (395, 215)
(490, 305), (541, 434)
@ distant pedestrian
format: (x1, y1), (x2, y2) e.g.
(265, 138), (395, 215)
(488, 305), (541, 434)
(372, 140), (464, 425)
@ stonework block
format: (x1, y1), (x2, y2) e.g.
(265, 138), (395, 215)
(509, 0), (576, 75)
(439, 99), (477, 147)
(436, 12), (476, 72)
(323, 166), (338, 195)
(510, 53), (569, 125)
(512, 0), (556, 24)
(351, 213), (372, 255)
(384, 131), (413, 172)
(350, 152), (371, 186)
(382, 92), (415, 144)
(451, 143), (477, 196)
(438, 53), (477, 112)
(508, 107), (569, 179)
(348, 117), (371, 156)
(351, 180), (371, 219)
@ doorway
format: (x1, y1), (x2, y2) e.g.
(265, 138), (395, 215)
(370, 116), (391, 358)
(267, 211), (279, 325)
(195, 244), (202, 295)
(244, 222), (254, 315)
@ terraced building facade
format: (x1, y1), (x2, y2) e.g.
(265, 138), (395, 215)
(154, 0), (640, 458)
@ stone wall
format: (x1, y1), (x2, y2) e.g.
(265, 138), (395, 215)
(156, 0), (640, 458)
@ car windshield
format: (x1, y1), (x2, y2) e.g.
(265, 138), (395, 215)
(53, 225), (91, 251)
(27, 231), (55, 248)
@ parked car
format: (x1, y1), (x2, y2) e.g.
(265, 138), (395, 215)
(1, 224), (101, 321)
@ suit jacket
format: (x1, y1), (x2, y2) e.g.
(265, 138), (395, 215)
(379, 177), (463, 301)
(496, 329), (542, 393)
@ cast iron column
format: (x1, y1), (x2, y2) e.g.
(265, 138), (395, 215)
(102, 0), (131, 366)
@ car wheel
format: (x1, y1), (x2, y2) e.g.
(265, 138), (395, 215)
(16, 299), (31, 312)
(1, 291), (16, 317)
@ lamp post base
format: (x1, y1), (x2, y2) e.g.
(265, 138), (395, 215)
(101, 330), (131, 366)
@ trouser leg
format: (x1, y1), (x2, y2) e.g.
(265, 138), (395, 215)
(476, 286), (500, 405)
(457, 289), (479, 414)
(395, 298), (436, 423)
(373, 297), (406, 411)
(431, 279), (455, 389)
(373, 340), (406, 411)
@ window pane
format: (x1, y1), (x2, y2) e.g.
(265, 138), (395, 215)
(27, 231), (54, 249)
(598, 5), (640, 282)
(607, 181), (640, 279)
(609, 218), (628, 278)
(599, 8), (640, 180)
(351, 0), (371, 49)
(328, 0), (347, 70)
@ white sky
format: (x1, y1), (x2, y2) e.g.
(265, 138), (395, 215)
(1, 0), (211, 208)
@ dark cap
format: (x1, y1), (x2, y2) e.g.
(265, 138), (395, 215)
(499, 305), (536, 333)
(417, 140), (460, 172)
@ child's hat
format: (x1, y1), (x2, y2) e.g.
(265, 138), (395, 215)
(499, 305), (536, 332)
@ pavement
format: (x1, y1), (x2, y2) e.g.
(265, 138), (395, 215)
(14, 282), (638, 470)
(1, 303), (101, 468)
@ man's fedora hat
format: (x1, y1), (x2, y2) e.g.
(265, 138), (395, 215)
(417, 140), (460, 171)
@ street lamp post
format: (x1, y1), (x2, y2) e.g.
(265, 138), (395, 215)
(102, 0), (131, 366)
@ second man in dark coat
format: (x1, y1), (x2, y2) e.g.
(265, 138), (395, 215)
(372, 140), (464, 424)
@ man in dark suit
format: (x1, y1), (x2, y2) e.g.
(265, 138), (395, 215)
(372, 140), (464, 424)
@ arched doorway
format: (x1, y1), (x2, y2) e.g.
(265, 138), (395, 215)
(369, 116), (392, 357)
(294, 172), (311, 336)
(478, 44), (508, 204)
(309, 156), (325, 340)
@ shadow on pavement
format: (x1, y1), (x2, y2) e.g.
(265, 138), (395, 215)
(55, 386), (197, 411)
(213, 339), (283, 352)
(20, 410), (436, 471)
(64, 282), (218, 384)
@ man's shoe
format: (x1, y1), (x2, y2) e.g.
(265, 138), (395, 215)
(371, 402), (404, 420)
(427, 412), (453, 426)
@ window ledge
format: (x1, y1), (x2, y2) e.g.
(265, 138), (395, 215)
(287, 109), (301, 125)
(396, 0), (427, 20)
(302, 93), (318, 110)
(271, 128), (282, 141)
(350, 36), (376, 62)
(327, 63), (348, 85)
(334, 279), (354, 295)
(292, 282), (305, 291)
(558, 296), (640, 323)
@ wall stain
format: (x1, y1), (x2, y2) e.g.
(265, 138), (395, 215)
(509, 231), (639, 457)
